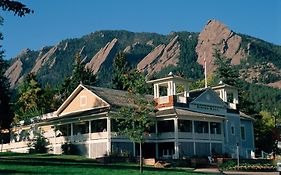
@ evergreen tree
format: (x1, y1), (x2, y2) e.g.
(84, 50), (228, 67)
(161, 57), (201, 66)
(0, 17), (12, 128)
(0, 0), (33, 17)
(14, 73), (45, 122)
(112, 52), (130, 90)
(0, 0), (32, 128)
(112, 52), (149, 94)
(213, 49), (239, 86)
(59, 53), (96, 101)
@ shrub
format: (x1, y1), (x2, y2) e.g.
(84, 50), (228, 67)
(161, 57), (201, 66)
(219, 161), (276, 171)
(29, 135), (49, 153)
(61, 143), (80, 155)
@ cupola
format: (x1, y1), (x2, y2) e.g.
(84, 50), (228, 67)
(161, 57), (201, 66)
(147, 73), (191, 110)
(212, 82), (239, 110)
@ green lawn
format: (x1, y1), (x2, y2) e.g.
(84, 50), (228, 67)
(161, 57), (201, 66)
(0, 153), (211, 175)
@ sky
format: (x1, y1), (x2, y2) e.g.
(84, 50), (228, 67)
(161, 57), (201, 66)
(1, 0), (281, 59)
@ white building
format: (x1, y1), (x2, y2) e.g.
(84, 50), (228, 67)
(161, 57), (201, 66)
(5, 74), (255, 159)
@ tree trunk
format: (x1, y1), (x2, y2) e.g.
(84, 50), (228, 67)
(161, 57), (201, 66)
(140, 143), (143, 173)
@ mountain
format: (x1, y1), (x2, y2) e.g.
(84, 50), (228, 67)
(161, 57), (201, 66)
(5, 20), (281, 90)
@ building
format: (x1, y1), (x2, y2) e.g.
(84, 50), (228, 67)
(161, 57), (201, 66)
(5, 74), (255, 159)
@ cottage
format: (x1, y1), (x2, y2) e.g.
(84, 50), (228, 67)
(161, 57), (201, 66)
(7, 74), (255, 159)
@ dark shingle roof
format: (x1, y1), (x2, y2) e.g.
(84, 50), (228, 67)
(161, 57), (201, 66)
(85, 85), (153, 108)
(189, 88), (207, 101)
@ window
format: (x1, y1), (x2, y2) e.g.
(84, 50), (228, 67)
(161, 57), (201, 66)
(231, 125), (235, 135)
(158, 120), (174, 133)
(241, 126), (246, 140)
(159, 85), (168, 96)
(227, 93), (234, 103)
(80, 96), (87, 106)
(210, 122), (221, 134)
(178, 120), (192, 132)
(91, 119), (107, 132)
(194, 121), (209, 133)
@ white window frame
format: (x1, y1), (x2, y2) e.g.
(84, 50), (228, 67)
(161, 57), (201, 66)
(80, 95), (87, 107)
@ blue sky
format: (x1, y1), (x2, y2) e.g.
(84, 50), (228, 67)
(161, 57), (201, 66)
(1, 0), (281, 59)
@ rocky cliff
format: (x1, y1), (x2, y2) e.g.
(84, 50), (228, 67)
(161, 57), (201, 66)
(196, 19), (247, 73)
(137, 35), (180, 75)
(85, 38), (118, 74)
(4, 58), (23, 88)
(4, 23), (281, 89)
(31, 46), (57, 74)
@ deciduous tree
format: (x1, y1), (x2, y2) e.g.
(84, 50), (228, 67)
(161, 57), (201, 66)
(113, 93), (155, 173)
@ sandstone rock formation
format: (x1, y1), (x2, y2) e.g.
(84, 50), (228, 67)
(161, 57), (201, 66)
(4, 59), (23, 88)
(267, 81), (281, 89)
(86, 38), (118, 74)
(123, 42), (140, 53)
(137, 35), (180, 75)
(196, 19), (246, 73)
(31, 46), (58, 74)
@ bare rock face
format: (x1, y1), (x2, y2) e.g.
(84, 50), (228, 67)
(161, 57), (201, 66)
(267, 81), (281, 89)
(86, 38), (118, 74)
(137, 35), (180, 75)
(196, 20), (246, 73)
(31, 46), (58, 74)
(123, 42), (140, 53)
(4, 59), (23, 88)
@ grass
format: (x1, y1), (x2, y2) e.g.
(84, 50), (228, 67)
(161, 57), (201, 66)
(0, 152), (211, 175)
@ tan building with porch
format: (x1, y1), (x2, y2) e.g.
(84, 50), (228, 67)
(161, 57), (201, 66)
(4, 74), (255, 159)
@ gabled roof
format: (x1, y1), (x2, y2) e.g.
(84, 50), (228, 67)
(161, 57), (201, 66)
(189, 88), (227, 107)
(56, 84), (110, 116)
(189, 88), (207, 101)
(84, 85), (153, 109)
(147, 74), (191, 84)
(212, 83), (238, 90)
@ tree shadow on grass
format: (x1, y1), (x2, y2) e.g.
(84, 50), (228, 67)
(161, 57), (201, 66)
(0, 155), (198, 174)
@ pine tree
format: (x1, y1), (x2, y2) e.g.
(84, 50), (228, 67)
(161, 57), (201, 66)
(213, 49), (239, 86)
(112, 52), (130, 90)
(59, 53), (96, 101)
(0, 17), (12, 129)
(112, 52), (149, 94)
(14, 73), (45, 122)
(0, 0), (32, 128)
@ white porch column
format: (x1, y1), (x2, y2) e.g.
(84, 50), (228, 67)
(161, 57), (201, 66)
(154, 84), (159, 98)
(155, 122), (159, 159)
(208, 122), (212, 155)
(107, 117), (111, 155)
(70, 123), (73, 143)
(173, 81), (176, 95)
(192, 120), (196, 155)
(174, 118), (179, 159)
(225, 119), (229, 145)
(184, 83), (189, 97)
(88, 120), (91, 158)
(53, 128), (56, 154)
